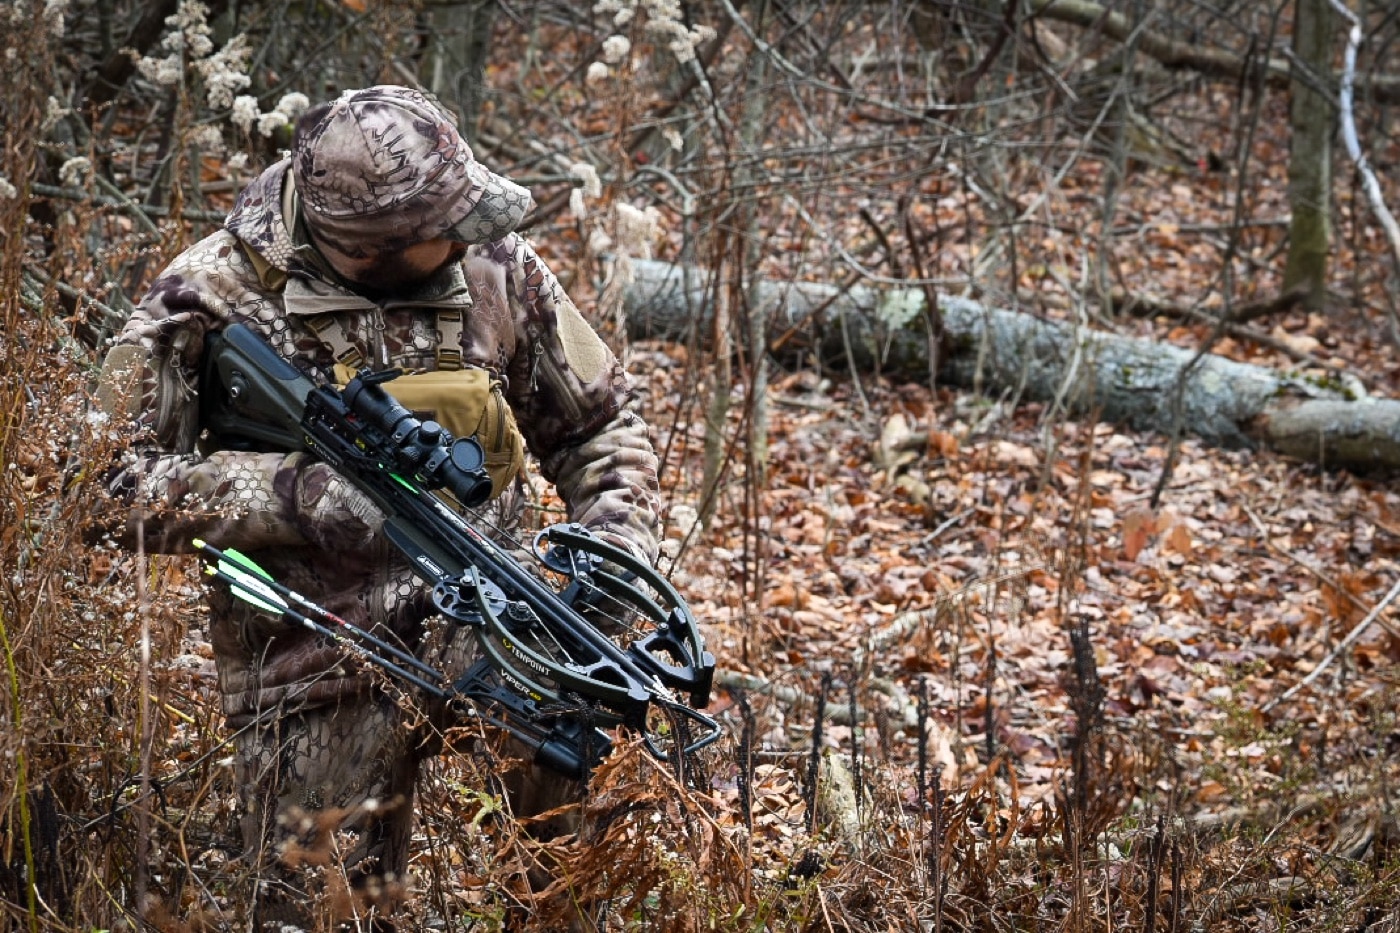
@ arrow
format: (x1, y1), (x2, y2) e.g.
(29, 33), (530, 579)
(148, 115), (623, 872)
(192, 539), (448, 692)
(193, 539), (287, 615)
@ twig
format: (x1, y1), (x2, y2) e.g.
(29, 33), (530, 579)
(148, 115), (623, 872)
(710, 0), (940, 124)
(1243, 504), (1400, 641)
(1109, 284), (1309, 326)
(30, 181), (227, 225)
(853, 566), (1037, 668)
(134, 520), (153, 919)
(1263, 574), (1400, 713)
(1328, 0), (1400, 271)
(836, 302), (874, 423)
(1131, 298), (1338, 369)
(923, 508), (973, 548)
(784, 195), (953, 287)
(93, 174), (163, 237)
(1110, 217), (1292, 238)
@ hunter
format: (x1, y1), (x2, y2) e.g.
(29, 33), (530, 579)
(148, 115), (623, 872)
(95, 85), (661, 930)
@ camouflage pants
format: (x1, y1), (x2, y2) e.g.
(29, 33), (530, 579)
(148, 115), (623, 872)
(233, 691), (416, 931)
(221, 625), (584, 932)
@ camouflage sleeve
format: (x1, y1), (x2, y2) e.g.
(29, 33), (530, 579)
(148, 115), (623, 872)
(495, 238), (662, 564)
(96, 235), (369, 555)
(543, 400), (662, 566)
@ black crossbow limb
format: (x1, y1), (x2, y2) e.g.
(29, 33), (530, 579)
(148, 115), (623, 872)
(196, 321), (719, 779)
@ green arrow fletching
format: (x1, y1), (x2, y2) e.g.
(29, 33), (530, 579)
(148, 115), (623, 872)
(216, 544), (274, 582)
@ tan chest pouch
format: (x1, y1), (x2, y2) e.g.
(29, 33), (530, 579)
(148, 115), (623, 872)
(333, 364), (525, 499)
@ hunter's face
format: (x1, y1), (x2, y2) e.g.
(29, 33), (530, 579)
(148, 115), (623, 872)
(320, 236), (468, 296)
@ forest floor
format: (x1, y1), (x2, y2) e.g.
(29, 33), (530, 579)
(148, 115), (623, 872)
(627, 333), (1400, 929)
(579, 82), (1400, 928)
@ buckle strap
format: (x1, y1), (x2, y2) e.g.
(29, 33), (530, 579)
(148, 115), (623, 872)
(304, 309), (465, 373)
(304, 312), (365, 372)
(437, 309), (464, 371)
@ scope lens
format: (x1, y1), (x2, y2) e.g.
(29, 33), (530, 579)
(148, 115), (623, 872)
(449, 437), (485, 472)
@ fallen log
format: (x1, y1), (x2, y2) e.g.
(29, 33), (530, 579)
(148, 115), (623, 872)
(621, 259), (1398, 472)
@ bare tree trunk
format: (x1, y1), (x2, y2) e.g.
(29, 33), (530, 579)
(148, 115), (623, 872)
(739, 0), (773, 490)
(623, 258), (1400, 472)
(422, 0), (496, 130)
(1283, 0), (1334, 310)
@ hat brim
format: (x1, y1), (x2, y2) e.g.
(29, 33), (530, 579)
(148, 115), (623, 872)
(443, 162), (535, 245)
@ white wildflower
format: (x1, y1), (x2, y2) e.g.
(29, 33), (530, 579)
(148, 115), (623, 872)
(42, 96), (70, 132)
(43, 0), (67, 37)
(587, 226), (614, 255)
(646, 18), (711, 64)
(669, 39), (697, 64)
(257, 110), (290, 138)
(641, 0), (681, 26)
(197, 33), (251, 110)
(136, 1), (253, 108)
(157, 0), (213, 59)
(568, 163), (602, 220)
(594, 0), (634, 26)
(227, 152), (249, 171)
(187, 30), (213, 60)
(230, 95), (260, 132)
(662, 126), (683, 151)
(274, 92), (311, 120)
(0, 177), (16, 200)
(601, 34), (631, 64)
(585, 62), (610, 84)
(137, 53), (182, 87)
(170, 0), (212, 55)
(631, 0), (711, 63)
(570, 162), (603, 199)
(613, 201), (661, 259)
(59, 156), (91, 187)
(171, 0), (207, 27)
(187, 123), (224, 153)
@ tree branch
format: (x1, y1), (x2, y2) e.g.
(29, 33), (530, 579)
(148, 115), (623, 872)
(1030, 0), (1400, 104)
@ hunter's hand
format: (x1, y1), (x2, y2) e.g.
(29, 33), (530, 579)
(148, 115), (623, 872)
(292, 456), (385, 550)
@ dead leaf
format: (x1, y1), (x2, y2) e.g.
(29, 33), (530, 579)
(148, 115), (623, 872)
(929, 430), (959, 459)
(1164, 521), (1194, 555)
(1123, 507), (1156, 561)
(991, 440), (1039, 469)
(877, 413), (919, 470)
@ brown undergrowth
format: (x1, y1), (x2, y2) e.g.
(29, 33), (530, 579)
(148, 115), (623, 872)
(7, 273), (1400, 928)
(9, 3), (1400, 931)
(9, 241), (1400, 930)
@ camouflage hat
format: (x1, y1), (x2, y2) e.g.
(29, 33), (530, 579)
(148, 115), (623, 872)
(292, 85), (534, 257)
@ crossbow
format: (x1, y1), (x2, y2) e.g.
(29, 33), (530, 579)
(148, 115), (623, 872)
(196, 321), (719, 779)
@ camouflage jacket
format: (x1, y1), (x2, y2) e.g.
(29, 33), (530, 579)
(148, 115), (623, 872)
(99, 158), (661, 721)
